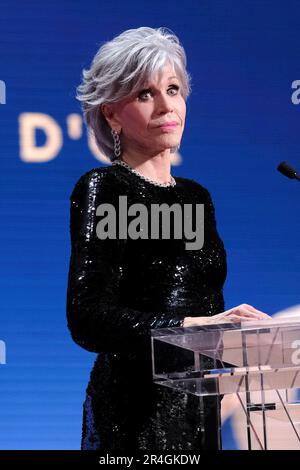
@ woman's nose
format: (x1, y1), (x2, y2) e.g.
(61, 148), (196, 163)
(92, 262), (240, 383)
(155, 94), (174, 114)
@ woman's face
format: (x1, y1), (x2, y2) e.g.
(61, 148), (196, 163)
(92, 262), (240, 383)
(105, 62), (186, 156)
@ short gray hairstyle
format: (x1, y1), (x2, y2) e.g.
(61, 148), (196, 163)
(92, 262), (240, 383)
(76, 26), (192, 162)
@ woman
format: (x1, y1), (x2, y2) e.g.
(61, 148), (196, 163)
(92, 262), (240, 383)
(66, 26), (271, 451)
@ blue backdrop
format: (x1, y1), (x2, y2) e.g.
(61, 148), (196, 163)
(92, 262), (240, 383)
(0, 0), (299, 450)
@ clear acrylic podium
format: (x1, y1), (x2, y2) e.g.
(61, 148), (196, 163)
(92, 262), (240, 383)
(151, 317), (300, 450)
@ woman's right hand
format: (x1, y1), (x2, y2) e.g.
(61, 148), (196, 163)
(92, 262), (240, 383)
(182, 303), (273, 327)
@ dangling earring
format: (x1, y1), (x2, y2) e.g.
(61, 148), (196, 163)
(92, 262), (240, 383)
(111, 128), (122, 158)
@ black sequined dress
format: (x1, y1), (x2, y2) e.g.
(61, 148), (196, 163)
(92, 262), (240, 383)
(66, 163), (227, 451)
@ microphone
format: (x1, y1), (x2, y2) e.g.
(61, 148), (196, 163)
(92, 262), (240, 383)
(277, 161), (300, 182)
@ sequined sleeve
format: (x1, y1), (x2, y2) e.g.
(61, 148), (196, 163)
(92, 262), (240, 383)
(66, 170), (185, 354)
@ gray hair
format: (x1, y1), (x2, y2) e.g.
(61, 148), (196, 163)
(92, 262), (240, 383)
(76, 26), (192, 162)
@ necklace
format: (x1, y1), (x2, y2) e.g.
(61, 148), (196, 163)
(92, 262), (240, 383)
(112, 158), (176, 188)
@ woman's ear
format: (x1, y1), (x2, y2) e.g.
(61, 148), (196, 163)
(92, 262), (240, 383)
(100, 103), (111, 122)
(101, 103), (120, 130)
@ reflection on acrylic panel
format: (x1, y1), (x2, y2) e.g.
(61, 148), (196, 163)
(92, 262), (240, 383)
(221, 305), (300, 450)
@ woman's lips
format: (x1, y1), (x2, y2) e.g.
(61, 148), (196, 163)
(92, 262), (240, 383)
(158, 123), (178, 129)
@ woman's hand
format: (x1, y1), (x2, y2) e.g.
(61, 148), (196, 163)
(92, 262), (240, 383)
(182, 303), (273, 327)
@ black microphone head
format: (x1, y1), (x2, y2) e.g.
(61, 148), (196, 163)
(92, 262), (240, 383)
(277, 161), (298, 179)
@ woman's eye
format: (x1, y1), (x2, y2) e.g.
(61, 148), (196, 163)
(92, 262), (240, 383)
(138, 85), (180, 101)
(138, 89), (152, 100)
(168, 85), (180, 95)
